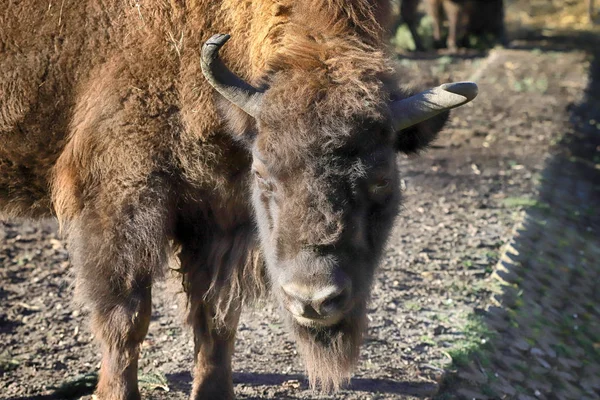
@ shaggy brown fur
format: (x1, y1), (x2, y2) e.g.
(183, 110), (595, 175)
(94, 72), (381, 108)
(1, 1), (451, 398)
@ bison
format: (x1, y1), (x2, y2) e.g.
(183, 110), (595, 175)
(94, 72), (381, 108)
(428, 0), (507, 50)
(396, 0), (507, 51)
(0, 1), (476, 399)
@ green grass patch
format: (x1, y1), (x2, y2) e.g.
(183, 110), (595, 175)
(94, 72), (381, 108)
(446, 314), (495, 368)
(419, 335), (436, 346)
(435, 314), (497, 399)
(502, 197), (550, 210)
(404, 300), (422, 311)
(512, 76), (550, 93)
(0, 357), (20, 373)
(392, 15), (435, 51)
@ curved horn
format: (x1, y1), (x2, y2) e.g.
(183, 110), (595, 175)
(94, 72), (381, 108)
(391, 82), (478, 131)
(201, 34), (264, 118)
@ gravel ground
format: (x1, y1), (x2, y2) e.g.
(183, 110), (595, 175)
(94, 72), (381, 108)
(438, 41), (600, 400)
(1, 8), (598, 400)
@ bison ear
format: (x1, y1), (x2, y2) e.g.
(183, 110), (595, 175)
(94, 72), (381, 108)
(393, 110), (449, 154)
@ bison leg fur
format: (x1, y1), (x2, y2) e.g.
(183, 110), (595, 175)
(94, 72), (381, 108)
(93, 284), (152, 400)
(67, 204), (169, 400)
(427, 0), (444, 48)
(68, 215), (159, 400)
(176, 231), (250, 400)
(189, 301), (240, 400)
(443, 0), (464, 52)
(58, 183), (172, 399)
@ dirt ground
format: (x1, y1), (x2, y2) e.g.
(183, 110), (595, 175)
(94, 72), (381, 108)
(1, 3), (599, 400)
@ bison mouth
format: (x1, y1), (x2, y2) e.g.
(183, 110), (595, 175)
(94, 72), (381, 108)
(283, 300), (367, 392)
(290, 313), (344, 328)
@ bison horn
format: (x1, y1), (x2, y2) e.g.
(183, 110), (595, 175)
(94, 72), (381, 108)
(391, 82), (478, 131)
(201, 34), (264, 119)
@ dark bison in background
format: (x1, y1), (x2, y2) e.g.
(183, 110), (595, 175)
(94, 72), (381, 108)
(0, 1), (476, 399)
(398, 0), (507, 51)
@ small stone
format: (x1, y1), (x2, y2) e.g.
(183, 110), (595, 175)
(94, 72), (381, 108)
(557, 357), (583, 369)
(530, 347), (545, 357)
(535, 357), (551, 369)
(490, 381), (517, 396)
(503, 369), (526, 382)
(544, 347), (557, 359)
(553, 370), (576, 382)
(530, 366), (550, 376)
(433, 325), (446, 335)
(281, 379), (301, 389)
(513, 338), (530, 351)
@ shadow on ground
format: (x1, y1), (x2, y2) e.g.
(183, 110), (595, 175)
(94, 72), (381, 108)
(437, 31), (600, 399)
(237, 372), (438, 396)
(179, 372), (437, 398)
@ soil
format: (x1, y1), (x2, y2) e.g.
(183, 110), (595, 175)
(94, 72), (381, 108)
(1, 3), (599, 400)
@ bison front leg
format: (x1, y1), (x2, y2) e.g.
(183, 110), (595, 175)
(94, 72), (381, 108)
(65, 211), (165, 400)
(51, 62), (178, 399)
(176, 228), (254, 399)
(443, 0), (463, 51)
(179, 260), (241, 399)
(54, 166), (172, 399)
(426, 0), (444, 48)
(64, 202), (170, 400)
(443, 0), (461, 52)
(189, 302), (240, 400)
(94, 284), (152, 400)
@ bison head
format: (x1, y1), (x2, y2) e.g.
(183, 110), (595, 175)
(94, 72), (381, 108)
(201, 34), (476, 391)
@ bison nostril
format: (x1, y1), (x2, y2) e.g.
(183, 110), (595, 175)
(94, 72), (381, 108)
(281, 282), (351, 320)
(299, 304), (320, 319)
(314, 287), (350, 317)
(284, 296), (320, 319)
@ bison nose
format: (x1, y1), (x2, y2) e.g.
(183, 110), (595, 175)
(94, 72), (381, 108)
(281, 281), (352, 323)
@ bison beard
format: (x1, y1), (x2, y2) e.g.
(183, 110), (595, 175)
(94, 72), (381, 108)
(285, 301), (367, 391)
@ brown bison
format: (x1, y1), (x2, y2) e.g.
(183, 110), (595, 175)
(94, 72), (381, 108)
(398, 0), (507, 51)
(428, 0), (507, 50)
(0, 1), (476, 399)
